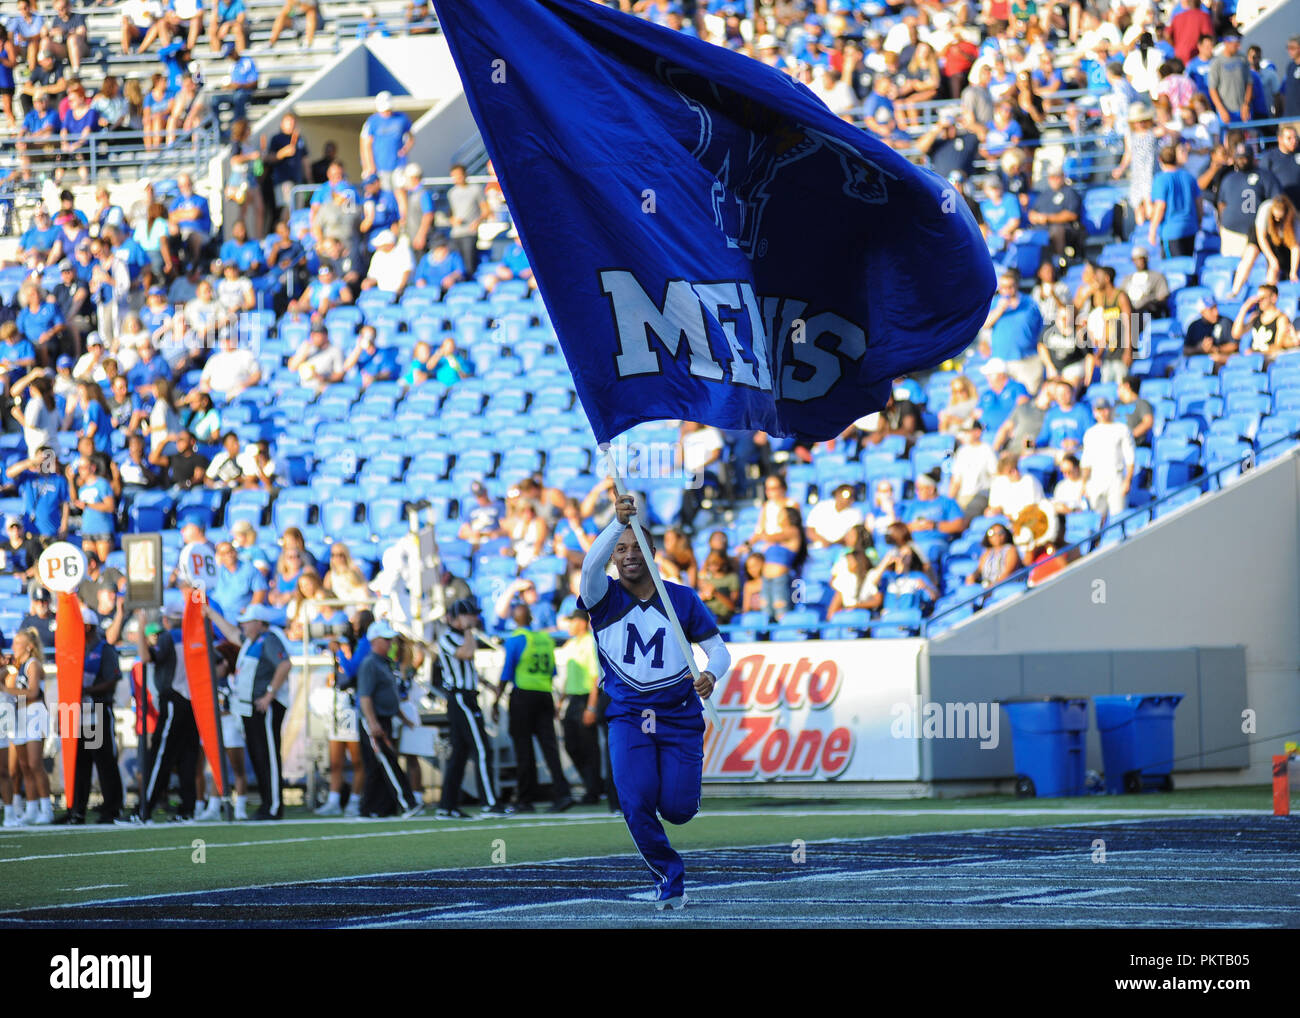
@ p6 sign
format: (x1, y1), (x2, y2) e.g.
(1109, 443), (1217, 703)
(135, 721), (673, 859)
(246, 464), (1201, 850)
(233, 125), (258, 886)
(38, 542), (87, 594)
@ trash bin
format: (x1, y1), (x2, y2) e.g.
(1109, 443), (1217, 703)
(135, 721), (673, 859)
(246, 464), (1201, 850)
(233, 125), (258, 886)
(1094, 694), (1185, 794)
(999, 697), (1089, 798)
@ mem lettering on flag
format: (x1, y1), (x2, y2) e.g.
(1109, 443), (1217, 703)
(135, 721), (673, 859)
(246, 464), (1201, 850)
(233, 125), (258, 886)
(431, 0), (996, 444)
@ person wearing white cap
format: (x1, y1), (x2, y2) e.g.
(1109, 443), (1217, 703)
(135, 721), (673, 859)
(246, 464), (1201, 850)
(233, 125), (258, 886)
(354, 620), (420, 818)
(361, 227), (414, 296)
(55, 605), (124, 823)
(1028, 161), (1084, 260)
(205, 601), (291, 820)
(360, 90), (413, 194)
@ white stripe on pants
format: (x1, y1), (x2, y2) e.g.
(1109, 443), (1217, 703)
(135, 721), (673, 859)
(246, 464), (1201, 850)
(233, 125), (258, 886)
(361, 715), (412, 810)
(456, 692), (496, 807)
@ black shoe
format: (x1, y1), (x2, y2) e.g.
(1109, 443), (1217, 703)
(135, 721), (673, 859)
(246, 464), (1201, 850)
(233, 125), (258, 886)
(433, 808), (469, 820)
(250, 811), (275, 822)
(481, 803), (509, 815)
(579, 794), (601, 805)
(168, 814), (194, 824)
(53, 812), (85, 825)
(94, 812), (120, 825)
(512, 801), (535, 814)
(609, 807), (623, 816)
(547, 795), (574, 814)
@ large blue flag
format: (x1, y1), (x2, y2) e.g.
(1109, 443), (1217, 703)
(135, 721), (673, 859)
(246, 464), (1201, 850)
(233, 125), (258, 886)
(431, 0), (995, 444)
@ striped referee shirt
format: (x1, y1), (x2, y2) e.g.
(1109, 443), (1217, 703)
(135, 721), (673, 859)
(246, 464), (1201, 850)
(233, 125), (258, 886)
(436, 628), (479, 692)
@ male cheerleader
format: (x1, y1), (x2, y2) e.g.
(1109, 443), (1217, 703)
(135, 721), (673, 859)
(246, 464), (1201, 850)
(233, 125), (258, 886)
(577, 494), (729, 910)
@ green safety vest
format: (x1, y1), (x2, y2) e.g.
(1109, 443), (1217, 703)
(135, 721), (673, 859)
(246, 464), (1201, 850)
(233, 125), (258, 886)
(513, 629), (556, 692)
(562, 632), (598, 696)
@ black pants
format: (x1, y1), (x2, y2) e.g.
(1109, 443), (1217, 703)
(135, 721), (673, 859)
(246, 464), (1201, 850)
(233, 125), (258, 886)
(1162, 235), (1196, 258)
(242, 700), (285, 819)
(359, 714), (414, 816)
(507, 687), (570, 805)
(1047, 221), (1087, 260)
(597, 689), (619, 811)
(140, 691), (199, 821)
(71, 701), (123, 819)
(452, 234), (479, 277)
(440, 689), (496, 811)
(561, 695), (602, 800)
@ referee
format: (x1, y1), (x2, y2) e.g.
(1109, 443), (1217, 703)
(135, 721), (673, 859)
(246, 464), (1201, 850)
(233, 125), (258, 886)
(356, 621), (421, 819)
(434, 598), (505, 819)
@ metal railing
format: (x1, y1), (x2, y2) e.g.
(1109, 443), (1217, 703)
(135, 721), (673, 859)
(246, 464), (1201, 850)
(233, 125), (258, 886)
(918, 429), (1300, 638)
(2, 124), (222, 189)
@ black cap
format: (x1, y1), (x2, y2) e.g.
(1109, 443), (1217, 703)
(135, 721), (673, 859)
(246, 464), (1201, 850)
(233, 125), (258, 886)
(449, 597), (480, 618)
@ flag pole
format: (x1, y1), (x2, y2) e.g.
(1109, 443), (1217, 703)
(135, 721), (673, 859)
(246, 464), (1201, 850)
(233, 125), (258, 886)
(599, 445), (722, 730)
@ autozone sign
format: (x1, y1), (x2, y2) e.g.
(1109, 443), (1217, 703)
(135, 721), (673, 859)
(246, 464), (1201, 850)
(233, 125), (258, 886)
(702, 640), (923, 782)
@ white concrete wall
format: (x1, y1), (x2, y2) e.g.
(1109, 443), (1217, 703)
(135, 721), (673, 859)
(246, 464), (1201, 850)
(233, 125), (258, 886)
(932, 449), (1300, 784)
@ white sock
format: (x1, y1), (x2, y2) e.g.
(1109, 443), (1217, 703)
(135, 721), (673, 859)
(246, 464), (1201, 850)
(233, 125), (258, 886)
(22, 800), (37, 819)
(13, 795), (23, 814)
(3, 805), (12, 822)
(325, 790), (340, 807)
(208, 796), (222, 812)
(234, 794), (248, 811)
(39, 799), (52, 818)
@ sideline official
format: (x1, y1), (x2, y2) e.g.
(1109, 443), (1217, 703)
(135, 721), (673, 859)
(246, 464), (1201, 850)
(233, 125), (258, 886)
(434, 598), (505, 819)
(206, 603), (290, 821)
(356, 620), (420, 818)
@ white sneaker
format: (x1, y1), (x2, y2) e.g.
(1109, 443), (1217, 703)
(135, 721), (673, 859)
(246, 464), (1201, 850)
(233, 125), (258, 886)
(343, 799), (361, 817)
(194, 802), (220, 822)
(314, 801), (343, 817)
(22, 803), (39, 825)
(629, 889), (688, 910)
(33, 804), (53, 826)
(2, 813), (23, 828)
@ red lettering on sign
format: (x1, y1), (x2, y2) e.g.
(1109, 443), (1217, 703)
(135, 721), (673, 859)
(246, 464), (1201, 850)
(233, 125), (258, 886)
(783, 658), (812, 710)
(807, 661), (841, 708)
(787, 728), (823, 776)
(721, 716), (771, 775)
(758, 726), (791, 775)
(821, 727), (853, 777)
(719, 654), (761, 708)
(754, 662), (790, 710)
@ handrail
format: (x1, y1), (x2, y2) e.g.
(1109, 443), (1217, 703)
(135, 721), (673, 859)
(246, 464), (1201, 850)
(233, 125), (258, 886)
(918, 428), (1300, 636)
(1, 124), (221, 190)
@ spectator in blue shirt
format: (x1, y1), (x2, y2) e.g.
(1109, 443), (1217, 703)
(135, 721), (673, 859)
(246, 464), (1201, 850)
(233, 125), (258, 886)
(17, 93), (59, 182)
(8, 0), (42, 68)
(168, 171), (211, 269)
(76, 380), (114, 455)
(976, 357), (1029, 434)
(360, 92), (413, 192)
(1148, 144), (1202, 257)
(15, 284), (64, 363)
(265, 111), (308, 219)
(7, 446), (69, 541)
(18, 206), (57, 264)
(354, 7), (389, 40)
(208, 0), (247, 53)
(412, 236), (464, 294)
(73, 457), (116, 562)
(1186, 35), (1215, 96)
(210, 42), (258, 125)
(127, 339), (171, 395)
(219, 218), (264, 273)
(359, 174), (400, 248)
(979, 175), (1022, 253)
(984, 268), (1044, 392)
(0, 321), (37, 388)
(340, 325), (395, 391)
(212, 540), (267, 619)
(1036, 380), (1094, 456)
(979, 101), (1023, 160)
(482, 240), (534, 294)
(901, 474), (965, 538)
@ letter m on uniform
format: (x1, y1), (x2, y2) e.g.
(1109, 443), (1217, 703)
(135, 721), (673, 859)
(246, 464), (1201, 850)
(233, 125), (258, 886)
(623, 623), (666, 669)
